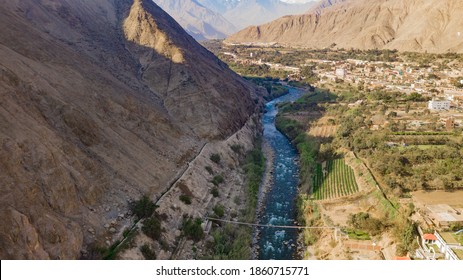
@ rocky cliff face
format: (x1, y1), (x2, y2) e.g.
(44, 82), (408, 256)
(226, 0), (463, 53)
(0, 0), (257, 259)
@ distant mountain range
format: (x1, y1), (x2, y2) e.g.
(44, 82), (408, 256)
(152, 0), (237, 41)
(217, 0), (315, 30)
(153, 0), (315, 40)
(226, 0), (463, 53)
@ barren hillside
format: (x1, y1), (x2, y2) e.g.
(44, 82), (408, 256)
(0, 0), (257, 259)
(226, 0), (463, 53)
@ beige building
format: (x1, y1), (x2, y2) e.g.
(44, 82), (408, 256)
(426, 204), (463, 228)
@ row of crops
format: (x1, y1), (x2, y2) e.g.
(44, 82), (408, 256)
(312, 159), (359, 200)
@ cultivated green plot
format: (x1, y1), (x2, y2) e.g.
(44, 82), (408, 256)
(312, 159), (359, 200)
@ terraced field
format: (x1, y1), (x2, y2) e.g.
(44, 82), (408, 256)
(312, 159), (359, 200)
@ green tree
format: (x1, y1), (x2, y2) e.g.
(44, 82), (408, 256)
(131, 195), (157, 220)
(142, 216), (162, 240)
(210, 153), (221, 164)
(183, 218), (204, 241)
(140, 244), (156, 260)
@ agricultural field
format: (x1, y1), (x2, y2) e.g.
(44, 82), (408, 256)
(308, 125), (338, 138)
(312, 159), (359, 200)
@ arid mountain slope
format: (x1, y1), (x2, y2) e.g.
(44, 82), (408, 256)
(226, 0), (463, 53)
(0, 0), (257, 259)
(152, 0), (237, 40)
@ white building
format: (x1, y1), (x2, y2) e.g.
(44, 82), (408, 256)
(434, 231), (462, 260)
(428, 100), (450, 110)
(335, 68), (346, 79)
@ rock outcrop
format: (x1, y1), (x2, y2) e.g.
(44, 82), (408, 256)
(0, 0), (257, 259)
(226, 0), (463, 53)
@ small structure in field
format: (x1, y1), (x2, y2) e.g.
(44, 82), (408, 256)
(428, 99), (450, 110)
(426, 204), (463, 228)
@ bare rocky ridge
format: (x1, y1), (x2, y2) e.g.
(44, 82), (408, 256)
(226, 0), (463, 53)
(0, 0), (258, 259)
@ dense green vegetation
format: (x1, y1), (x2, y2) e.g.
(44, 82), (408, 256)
(333, 103), (463, 191)
(275, 116), (319, 185)
(278, 89), (334, 114)
(243, 147), (266, 210)
(312, 159), (359, 200)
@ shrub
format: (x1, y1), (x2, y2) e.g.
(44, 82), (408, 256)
(140, 244), (156, 260)
(183, 218), (204, 241)
(211, 175), (224, 186)
(230, 144), (243, 154)
(131, 195), (157, 220)
(348, 212), (384, 236)
(211, 187), (219, 198)
(205, 166), (214, 175)
(210, 153), (221, 164)
(179, 194), (192, 205)
(213, 204), (225, 218)
(142, 216), (162, 240)
(159, 239), (170, 251)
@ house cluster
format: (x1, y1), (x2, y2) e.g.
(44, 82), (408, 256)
(417, 230), (463, 260)
(413, 203), (463, 260)
(313, 59), (463, 107)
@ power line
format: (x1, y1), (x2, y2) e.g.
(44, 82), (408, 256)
(206, 217), (338, 230)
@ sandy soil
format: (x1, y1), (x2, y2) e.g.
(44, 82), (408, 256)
(412, 190), (463, 207)
(303, 189), (397, 260)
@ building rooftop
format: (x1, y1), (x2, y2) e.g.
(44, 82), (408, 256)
(394, 256), (411, 260)
(423, 233), (437, 241)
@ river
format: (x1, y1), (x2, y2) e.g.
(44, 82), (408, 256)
(257, 87), (306, 260)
